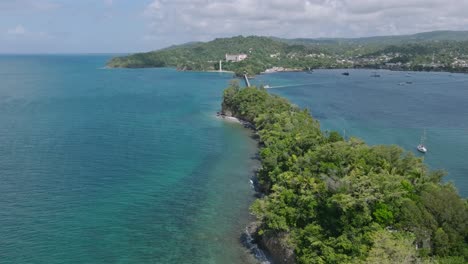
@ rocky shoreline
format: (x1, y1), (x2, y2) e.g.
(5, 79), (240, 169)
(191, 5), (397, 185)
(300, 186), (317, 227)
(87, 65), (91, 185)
(217, 110), (296, 264)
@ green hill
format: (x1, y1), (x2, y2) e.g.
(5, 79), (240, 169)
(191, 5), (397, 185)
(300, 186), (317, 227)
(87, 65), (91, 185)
(281, 30), (468, 46)
(107, 31), (468, 75)
(108, 36), (331, 75)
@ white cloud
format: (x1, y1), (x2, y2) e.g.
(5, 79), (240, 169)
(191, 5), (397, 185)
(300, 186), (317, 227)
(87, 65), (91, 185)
(142, 0), (468, 44)
(30, 0), (60, 11)
(5, 24), (50, 40)
(0, 0), (60, 12)
(144, 0), (163, 16)
(7, 25), (26, 35)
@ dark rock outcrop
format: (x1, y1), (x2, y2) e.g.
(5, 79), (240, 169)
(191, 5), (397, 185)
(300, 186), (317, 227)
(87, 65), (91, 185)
(259, 231), (295, 264)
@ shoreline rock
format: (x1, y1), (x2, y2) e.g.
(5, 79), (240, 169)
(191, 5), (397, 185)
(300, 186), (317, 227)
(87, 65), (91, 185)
(217, 110), (296, 264)
(243, 221), (296, 264)
(259, 231), (296, 264)
(241, 222), (271, 264)
(216, 112), (256, 130)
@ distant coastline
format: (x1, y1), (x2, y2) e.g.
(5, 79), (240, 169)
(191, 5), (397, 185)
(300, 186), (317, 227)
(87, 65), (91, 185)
(260, 66), (468, 75)
(107, 32), (468, 77)
(109, 62), (468, 78)
(108, 65), (468, 79)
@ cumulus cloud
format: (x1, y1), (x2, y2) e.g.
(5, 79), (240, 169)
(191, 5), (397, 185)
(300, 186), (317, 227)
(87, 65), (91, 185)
(142, 0), (468, 43)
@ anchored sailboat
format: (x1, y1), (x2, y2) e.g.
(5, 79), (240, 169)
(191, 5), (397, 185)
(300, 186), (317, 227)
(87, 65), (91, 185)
(371, 71), (381, 77)
(417, 129), (427, 153)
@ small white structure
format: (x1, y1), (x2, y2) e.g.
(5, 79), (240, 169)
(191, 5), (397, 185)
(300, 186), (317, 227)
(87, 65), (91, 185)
(270, 53), (280, 58)
(225, 54), (248, 62)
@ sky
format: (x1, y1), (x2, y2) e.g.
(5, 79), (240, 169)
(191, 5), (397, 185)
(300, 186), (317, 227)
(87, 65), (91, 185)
(1, 0), (468, 53)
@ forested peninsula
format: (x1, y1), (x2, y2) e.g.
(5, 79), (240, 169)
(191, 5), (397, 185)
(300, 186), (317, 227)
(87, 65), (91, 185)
(221, 82), (468, 264)
(108, 31), (468, 76)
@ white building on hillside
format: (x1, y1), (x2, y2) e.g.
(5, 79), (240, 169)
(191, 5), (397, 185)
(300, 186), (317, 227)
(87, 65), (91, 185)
(225, 54), (248, 62)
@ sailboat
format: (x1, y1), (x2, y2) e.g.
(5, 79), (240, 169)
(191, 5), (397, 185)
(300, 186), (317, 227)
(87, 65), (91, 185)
(371, 71), (381, 77)
(417, 129), (427, 153)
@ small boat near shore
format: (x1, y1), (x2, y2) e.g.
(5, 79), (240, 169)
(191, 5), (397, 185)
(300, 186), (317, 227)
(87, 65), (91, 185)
(417, 129), (428, 153)
(371, 72), (381, 77)
(342, 72), (350, 76)
(417, 144), (427, 153)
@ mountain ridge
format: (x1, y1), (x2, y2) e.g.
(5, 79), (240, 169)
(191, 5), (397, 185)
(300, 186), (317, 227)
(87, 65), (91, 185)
(159, 30), (468, 52)
(276, 30), (468, 45)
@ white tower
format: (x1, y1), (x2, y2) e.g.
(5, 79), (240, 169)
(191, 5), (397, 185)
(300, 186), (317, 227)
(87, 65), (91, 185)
(219, 60), (222, 72)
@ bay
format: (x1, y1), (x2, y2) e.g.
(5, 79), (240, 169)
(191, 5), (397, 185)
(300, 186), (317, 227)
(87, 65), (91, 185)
(254, 69), (468, 197)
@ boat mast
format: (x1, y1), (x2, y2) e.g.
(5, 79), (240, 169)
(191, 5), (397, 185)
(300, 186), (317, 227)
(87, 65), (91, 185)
(420, 129), (426, 145)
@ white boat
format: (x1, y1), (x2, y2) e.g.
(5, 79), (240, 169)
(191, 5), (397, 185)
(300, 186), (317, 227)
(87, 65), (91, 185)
(417, 130), (427, 153)
(417, 144), (427, 153)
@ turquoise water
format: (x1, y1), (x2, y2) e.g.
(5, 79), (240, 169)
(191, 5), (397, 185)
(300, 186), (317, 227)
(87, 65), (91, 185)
(254, 69), (468, 197)
(0, 55), (259, 263)
(2, 57), (467, 264)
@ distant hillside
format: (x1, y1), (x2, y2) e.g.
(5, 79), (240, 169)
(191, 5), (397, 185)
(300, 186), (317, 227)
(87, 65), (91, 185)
(108, 36), (328, 74)
(107, 31), (468, 75)
(280, 30), (468, 46)
(108, 36), (276, 68)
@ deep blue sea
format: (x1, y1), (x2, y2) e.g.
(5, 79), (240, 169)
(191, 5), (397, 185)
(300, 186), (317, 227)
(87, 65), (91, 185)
(0, 55), (260, 264)
(253, 69), (468, 197)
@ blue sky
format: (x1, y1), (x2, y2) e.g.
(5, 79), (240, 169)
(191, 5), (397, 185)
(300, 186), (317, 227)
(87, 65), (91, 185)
(1, 0), (152, 53)
(1, 0), (468, 53)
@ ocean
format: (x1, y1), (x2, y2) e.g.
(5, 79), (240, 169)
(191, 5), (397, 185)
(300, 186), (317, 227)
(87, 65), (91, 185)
(0, 55), (259, 264)
(1, 56), (467, 264)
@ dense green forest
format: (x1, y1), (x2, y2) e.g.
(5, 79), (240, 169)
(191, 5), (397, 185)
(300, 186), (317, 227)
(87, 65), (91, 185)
(108, 31), (468, 76)
(221, 82), (468, 264)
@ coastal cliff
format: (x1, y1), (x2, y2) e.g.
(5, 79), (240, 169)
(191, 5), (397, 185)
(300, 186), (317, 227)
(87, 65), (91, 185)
(221, 81), (468, 264)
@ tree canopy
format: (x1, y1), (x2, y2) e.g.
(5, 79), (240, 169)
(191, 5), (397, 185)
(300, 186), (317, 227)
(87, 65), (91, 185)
(222, 83), (468, 264)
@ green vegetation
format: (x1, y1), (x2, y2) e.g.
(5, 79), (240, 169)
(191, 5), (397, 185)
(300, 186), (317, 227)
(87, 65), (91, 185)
(221, 82), (468, 264)
(108, 36), (333, 76)
(280, 30), (468, 46)
(108, 31), (468, 76)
